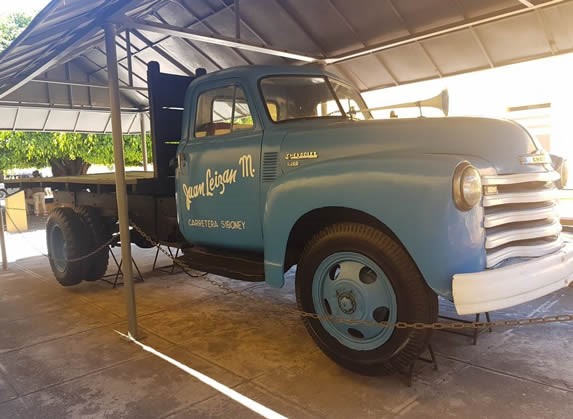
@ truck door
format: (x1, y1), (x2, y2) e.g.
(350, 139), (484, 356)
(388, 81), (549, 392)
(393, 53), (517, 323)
(178, 81), (263, 251)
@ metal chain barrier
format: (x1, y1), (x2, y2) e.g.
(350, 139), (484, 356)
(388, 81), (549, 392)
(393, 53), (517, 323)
(2, 206), (117, 264)
(2, 202), (571, 330)
(129, 221), (573, 331)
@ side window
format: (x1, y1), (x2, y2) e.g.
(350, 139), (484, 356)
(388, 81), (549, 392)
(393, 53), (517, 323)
(194, 85), (254, 138)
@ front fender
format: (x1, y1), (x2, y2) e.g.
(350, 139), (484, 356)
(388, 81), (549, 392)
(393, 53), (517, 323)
(263, 154), (486, 299)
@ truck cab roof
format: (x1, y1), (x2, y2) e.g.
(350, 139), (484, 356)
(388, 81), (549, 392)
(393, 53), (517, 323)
(190, 64), (343, 85)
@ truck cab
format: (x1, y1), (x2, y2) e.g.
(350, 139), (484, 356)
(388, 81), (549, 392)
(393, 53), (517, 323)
(175, 64), (573, 375)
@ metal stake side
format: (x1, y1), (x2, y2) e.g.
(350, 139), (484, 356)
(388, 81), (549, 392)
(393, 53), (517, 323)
(140, 112), (148, 172)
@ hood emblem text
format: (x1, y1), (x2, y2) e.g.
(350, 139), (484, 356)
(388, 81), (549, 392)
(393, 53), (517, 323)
(520, 153), (551, 165)
(285, 151), (318, 161)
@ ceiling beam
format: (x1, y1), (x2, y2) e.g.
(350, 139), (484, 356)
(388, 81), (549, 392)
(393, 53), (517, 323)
(175, 1), (253, 66)
(89, 45), (150, 104)
(130, 29), (195, 75)
(269, 0), (328, 56)
(41, 109), (52, 131)
(0, 101), (140, 113)
(25, 14), (96, 46)
(30, 78), (147, 91)
(111, 16), (320, 63)
(326, 0), (566, 65)
(72, 110), (82, 132)
(151, 11), (223, 70)
(0, 0), (143, 100)
(386, 0), (442, 78)
(452, 0), (495, 68)
(235, 0), (241, 40)
(469, 28), (495, 68)
(12, 107), (20, 130)
(84, 43), (151, 102)
(534, 10), (558, 54)
(0, 0), (61, 63)
(126, 31), (134, 86)
(517, 0), (535, 7)
(324, 0), (399, 86)
(212, 0), (289, 63)
(112, 1), (236, 67)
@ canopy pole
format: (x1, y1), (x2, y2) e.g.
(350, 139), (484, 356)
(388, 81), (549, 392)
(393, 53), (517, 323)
(105, 23), (138, 339)
(0, 206), (7, 270)
(140, 112), (148, 172)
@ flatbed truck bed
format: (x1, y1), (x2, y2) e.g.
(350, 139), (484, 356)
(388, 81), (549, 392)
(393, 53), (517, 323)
(2, 171), (181, 247)
(3, 171), (159, 194)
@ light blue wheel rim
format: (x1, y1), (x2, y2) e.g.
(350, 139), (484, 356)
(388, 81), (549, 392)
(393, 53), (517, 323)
(312, 252), (397, 351)
(51, 226), (67, 272)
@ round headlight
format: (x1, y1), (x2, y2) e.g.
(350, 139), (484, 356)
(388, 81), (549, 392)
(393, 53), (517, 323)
(453, 162), (482, 211)
(560, 160), (568, 189)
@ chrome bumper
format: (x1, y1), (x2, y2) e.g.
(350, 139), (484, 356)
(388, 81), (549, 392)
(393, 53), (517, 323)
(452, 242), (573, 315)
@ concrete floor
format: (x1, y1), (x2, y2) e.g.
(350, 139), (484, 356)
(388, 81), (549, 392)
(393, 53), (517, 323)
(0, 224), (572, 418)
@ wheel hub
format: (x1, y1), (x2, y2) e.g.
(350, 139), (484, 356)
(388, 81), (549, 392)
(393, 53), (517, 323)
(337, 290), (357, 314)
(312, 252), (398, 350)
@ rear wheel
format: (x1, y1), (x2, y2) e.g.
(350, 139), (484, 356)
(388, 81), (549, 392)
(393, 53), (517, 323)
(296, 222), (438, 375)
(75, 206), (110, 281)
(46, 207), (89, 286)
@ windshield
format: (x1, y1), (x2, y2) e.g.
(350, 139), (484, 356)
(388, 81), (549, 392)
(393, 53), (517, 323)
(260, 76), (372, 123)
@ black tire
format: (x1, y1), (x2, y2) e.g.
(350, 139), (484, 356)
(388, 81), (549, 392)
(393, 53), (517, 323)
(46, 207), (89, 286)
(296, 222), (438, 376)
(75, 206), (110, 281)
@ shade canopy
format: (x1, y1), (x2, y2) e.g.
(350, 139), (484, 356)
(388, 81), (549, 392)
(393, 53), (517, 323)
(0, 0), (571, 133)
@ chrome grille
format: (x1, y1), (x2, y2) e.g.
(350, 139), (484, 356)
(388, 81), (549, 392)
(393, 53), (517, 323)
(482, 171), (563, 268)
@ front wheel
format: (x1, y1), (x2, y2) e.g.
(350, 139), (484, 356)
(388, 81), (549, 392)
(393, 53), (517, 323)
(295, 222), (437, 376)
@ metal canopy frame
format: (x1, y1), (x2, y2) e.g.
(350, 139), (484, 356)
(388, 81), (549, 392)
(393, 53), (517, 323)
(1, 0), (573, 338)
(0, 0), (571, 130)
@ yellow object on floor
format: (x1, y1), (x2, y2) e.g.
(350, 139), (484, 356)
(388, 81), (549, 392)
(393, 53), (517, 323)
(5, 190), (28, 233)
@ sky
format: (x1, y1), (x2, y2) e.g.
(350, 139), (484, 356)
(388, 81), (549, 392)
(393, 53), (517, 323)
(363, 52), (573, 162)
(0, 0), (51, 18)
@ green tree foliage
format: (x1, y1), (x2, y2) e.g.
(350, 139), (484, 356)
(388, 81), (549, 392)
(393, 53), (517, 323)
(0, 13), (153, 176)
(0, 131), (152, 173)
(0, 12), (32, 51)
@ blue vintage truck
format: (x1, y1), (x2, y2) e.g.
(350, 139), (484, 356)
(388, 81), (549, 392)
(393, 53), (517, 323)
(7, 63), (572, 375)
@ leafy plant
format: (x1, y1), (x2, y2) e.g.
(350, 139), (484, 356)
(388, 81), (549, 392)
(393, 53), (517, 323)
(0, 12), (32, 51)
(0, 131), (152, 175)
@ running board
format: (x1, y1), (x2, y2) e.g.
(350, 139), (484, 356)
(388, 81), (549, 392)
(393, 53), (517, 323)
(178, 247), (265, 282)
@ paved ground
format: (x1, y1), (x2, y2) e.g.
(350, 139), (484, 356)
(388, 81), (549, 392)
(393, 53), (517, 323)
(0, 221), (572, 418)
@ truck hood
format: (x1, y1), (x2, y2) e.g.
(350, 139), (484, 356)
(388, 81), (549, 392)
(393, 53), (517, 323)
(280, 117), (545, 174)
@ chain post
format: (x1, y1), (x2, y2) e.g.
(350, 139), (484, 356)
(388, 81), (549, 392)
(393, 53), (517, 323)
(0, 206), (7, 270)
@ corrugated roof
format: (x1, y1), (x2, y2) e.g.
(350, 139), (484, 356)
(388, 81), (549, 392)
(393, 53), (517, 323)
(0, 0), (571, 133)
